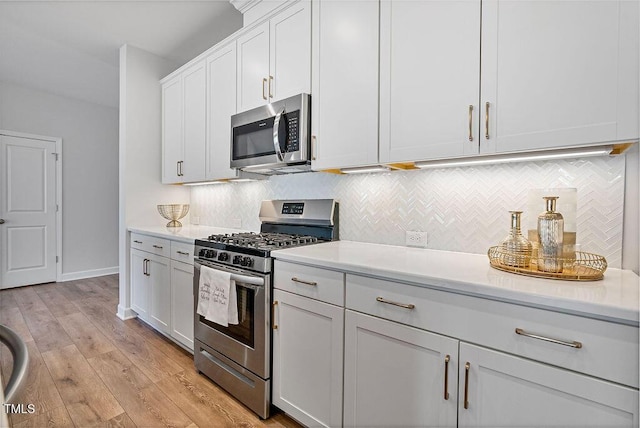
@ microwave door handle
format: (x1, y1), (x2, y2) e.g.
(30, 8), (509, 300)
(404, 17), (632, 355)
(273, 107), (286, 162)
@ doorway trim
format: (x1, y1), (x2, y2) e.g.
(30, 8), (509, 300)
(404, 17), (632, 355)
(0, 129), (62, 282)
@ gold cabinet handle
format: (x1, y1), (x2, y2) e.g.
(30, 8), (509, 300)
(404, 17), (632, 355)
(444, 354), (450, 400)
(311, 135), (317, 161)
(133, 240), (142, 244)
(152, 245), (164, 249)
(376, 297), (415, 310)
(291, 277), (317, 286)
(515, 328), (582, 349)
(468, 105), (474, 142)
(485, 102), (490, 139)
(268, 75), (274, 99)
(262, 78), (268, 100)
(272, 301), (278, 330)
(176, 251), (189, 256)
(464, 362), (470, 409)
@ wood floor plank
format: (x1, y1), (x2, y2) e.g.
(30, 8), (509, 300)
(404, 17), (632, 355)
(58, 312), (116, 359)
(98, 412), (138, 428)
(0, 289), (19, 309)
(77, 298), (182, 383)
(53, 281), (88, 302)
(1, 340), (65, 426)
(12, 405), (74, 428)
(125, 318), (195, 371)
(156, 369), (266, 428)
(12, 286), (49, 312)
(42, 344), (124, 426)
(0, 306), (34, 343)
(36, 286), (83, 318)
(21, 307), (74, 353)
(89, 349), (194, 428)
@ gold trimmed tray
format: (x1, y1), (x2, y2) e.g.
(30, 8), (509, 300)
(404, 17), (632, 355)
(487, 246), (607, 281)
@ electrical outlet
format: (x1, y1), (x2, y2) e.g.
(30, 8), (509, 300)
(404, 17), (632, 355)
(406, 231), (428, 248)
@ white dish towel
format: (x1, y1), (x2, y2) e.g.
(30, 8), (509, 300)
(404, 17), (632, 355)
(197, 265), (239, 327)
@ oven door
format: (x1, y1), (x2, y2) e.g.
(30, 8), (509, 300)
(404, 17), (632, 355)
(193, 260), (270, 379)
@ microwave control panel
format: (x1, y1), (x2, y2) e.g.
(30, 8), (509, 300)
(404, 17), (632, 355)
(285, 110), (299, 152)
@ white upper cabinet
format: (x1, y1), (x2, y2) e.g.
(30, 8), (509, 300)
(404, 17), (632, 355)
(161, 61), (206, 184)
(162, 76), (183, 183)
(480, 0), (639, 155)
(206, 42), (239, 181)
(379, 0), (638, 164)
(379, 0), (481, 163)
(311, 0), (379, 170)
(237, 1), (311, 112)
(237, 21), (270, 112)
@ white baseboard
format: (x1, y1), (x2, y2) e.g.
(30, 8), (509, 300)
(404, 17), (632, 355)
(59, 266), (119, 282)
(117, 305), (138, 320)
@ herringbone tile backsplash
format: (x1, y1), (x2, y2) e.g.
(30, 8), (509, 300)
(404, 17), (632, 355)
(190, 156), (625, 268)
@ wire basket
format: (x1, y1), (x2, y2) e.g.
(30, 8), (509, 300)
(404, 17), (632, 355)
(487, 246), (607, 281)
(157, 204), (189, 228)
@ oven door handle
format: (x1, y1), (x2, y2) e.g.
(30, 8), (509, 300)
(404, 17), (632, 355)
(231, 273), (264, 287)
(273, 107), (286, 162)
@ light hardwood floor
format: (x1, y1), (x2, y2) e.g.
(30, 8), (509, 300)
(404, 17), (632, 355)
(0, 275), (302, 428)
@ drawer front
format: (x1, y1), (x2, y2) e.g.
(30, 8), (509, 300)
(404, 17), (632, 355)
(346, 274), (639, 388)
(171, 241), (194, 264)
(130, 233), (171, 258)
(274, 260), (345, 306)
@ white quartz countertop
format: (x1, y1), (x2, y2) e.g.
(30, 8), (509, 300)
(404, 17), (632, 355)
(272, 241), (640, 325)
(128, 225), (251, 244)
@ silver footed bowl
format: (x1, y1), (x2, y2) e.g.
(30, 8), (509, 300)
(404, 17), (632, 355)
(157, 204), (189, 228)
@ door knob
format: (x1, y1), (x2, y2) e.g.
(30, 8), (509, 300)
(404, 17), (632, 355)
(0, 219), (5, 224)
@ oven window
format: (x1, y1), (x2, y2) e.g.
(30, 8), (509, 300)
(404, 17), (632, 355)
(200, 285), (255, 348)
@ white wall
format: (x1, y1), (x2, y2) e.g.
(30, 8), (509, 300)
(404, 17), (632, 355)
(118, 44), (189, 319)
(0, 80), (119, 279)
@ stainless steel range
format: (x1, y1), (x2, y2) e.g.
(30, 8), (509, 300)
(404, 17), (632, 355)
(193, 199), (338, 418)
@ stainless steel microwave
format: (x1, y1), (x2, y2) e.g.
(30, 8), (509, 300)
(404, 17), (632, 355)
(230, 93), (311, 174)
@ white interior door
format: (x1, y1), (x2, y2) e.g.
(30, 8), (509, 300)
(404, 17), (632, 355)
(0, 134), (57, 288)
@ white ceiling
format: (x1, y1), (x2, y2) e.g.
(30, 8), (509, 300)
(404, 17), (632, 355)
(0, 1), (243, 108)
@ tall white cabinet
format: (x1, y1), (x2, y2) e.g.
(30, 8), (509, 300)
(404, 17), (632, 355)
(480, 0), (639, 155)
(236, 1), (311, 112)
(379, 0), (481, 163)
(310, 0), (379, 170)
(206, 42), (239, 181)
(162, 61), (206, 184)
(377, 0), (639, 164)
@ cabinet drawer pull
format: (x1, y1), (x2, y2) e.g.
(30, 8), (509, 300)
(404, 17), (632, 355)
(464, 362), (470, 409)
(152, 245), (164, 250)
(443, 354), (450, 400)
(176, 250), (189, 256)
(311, 135), (317, 161)
(515, 328), (582, 349)
(291, 277), (317, 286)
(485, 102), (490, 139)
(376, 297), (415, 310)
(468, 105), (474, 142)
(272, 301), (278, 330)
(176, 161), (180, 177)
(262, 78), (268, 100)
(133, 240), (142, 244)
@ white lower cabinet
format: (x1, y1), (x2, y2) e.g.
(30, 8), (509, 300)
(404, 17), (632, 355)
(170, 260), (194, 349)
(147, 255), (171, 335)
(459, 342), (638, 427)
(130, 247), (171, 334)
(343, 310), (458, 428)
(272, 261), (345, 427)
(130, 232), (195, 351)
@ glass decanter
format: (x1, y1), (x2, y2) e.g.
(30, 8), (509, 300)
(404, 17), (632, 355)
(500, 211), (532, 268)
(537, 196), (564, 273)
